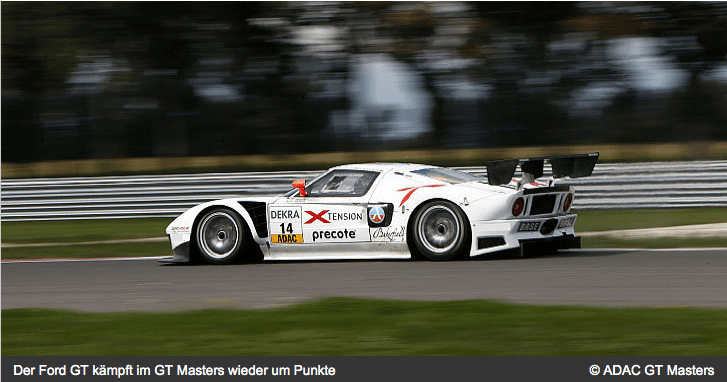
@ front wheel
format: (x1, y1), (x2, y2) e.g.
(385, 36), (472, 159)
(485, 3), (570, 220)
(412, 201), (469, 261)
(196, 208), (247, 265)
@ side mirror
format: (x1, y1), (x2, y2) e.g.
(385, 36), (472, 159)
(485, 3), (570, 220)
(292, 179), (307, 197)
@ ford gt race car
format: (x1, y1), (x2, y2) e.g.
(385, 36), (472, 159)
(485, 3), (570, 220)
(163, 153), (599, 264)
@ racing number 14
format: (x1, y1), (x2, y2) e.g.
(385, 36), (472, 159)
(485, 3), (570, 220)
(270, 206), (303, 244)
(273, 222), (303, 244)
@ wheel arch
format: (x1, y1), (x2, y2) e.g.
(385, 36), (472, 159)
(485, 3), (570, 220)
(189, 201), (263, 263)
(406, 197), (472, 259)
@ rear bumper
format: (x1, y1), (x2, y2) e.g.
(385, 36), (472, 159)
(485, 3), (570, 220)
(469, 214), (579, 257)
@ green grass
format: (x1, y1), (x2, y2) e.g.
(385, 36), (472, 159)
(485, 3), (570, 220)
(574, 208), (727, 232)
(1, 241), (169, 260)
(1, 218), (172, 244)
(2, 298), (726, 355)
(576, 208), (727, 249)
(1, 218), (172, 260)
(583, 236), (727, 249)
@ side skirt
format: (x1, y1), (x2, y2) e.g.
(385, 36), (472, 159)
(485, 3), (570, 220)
(263, 242), (411, 261)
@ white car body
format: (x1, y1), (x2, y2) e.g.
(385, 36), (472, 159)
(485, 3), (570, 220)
(164, 154), (598, 264)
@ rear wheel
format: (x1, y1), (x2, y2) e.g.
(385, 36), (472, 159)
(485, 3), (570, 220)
(196, 208), (246, 265)
(412, 201), (469, 261)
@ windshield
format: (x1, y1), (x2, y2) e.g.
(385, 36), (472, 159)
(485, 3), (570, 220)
(411, 167), (484, 184)
(307, 170), (379, 196)
(283, 169), (380, 197)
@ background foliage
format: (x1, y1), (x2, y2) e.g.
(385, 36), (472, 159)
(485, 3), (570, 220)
(4, 2), (727, 163)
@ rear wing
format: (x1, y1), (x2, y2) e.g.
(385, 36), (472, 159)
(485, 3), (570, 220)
(485, 152), (599, 187)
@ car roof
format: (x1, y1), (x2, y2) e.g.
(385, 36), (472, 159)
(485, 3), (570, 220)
(330, 163), (437, 173)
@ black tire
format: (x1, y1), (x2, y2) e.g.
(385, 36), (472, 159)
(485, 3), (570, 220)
(411, 200), (469, 261)
(195, 208), (247, 265)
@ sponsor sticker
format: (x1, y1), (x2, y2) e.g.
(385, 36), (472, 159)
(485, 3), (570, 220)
(368, 206), (385, 224)
(371, 226), (406, 242)
(311, 229), (356, 242)
(271, 234), (304, 243)
(302, 227), (370, 243)
(304, 210), (330, 224)
(367, 204), (393, 227)
(270, 205), (368, 243)
(270, 206), (303, 243)
(304, 210), (364, 224)
(270, 209), (300, 219)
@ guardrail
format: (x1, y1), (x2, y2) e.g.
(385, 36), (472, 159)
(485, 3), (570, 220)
(2, 161), (727, 221)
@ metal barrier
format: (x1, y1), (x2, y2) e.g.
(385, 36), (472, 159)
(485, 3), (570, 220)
(2, 161), (727, 221)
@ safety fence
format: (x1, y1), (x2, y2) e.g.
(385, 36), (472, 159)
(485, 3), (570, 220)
(2, 161), (727, 221)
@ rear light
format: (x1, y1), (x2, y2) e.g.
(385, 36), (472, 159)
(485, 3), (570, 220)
(512, 197), (525, 217)
(562, 193), (573, 212)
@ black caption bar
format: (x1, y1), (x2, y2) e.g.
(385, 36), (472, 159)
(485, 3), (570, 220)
(3, 356), (723, 381)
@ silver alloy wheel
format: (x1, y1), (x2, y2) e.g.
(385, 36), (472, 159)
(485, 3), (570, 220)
(197, 211), (240, 259)
(417, 205), (461, 254)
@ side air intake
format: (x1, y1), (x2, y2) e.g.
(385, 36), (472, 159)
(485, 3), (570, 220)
(239, 201), (268, 238)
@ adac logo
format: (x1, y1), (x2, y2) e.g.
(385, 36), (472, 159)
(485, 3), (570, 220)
(368, 206), (385, 224)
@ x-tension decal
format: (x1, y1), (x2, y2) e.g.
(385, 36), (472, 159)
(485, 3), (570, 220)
(304, 210), (330, 224)
(397, 185), (445, 207)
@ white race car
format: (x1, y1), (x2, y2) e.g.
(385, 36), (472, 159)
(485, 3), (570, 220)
(163, 153), (599, 264)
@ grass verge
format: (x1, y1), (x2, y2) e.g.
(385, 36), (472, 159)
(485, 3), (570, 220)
(574, 208), (727, 232)
(1, 242), (169, 260)
(582, 236), (727, 249)
(3, 298), (726, 355)
(1, 218), (172, 244)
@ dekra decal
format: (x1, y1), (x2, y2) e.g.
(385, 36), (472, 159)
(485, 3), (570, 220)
(270, 209), (300, 219)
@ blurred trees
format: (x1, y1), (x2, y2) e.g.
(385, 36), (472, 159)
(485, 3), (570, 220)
(3, 2), (727, 163)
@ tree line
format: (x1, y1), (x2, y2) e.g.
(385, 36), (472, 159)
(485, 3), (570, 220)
(3, 2), (727, 163)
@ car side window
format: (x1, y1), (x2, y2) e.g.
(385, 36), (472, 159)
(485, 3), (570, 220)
(306, 170), (379, 197)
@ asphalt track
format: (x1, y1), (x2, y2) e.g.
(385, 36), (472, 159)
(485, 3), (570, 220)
(2, 249), (726, 312)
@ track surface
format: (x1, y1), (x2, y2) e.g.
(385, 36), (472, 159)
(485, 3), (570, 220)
(3, 249), (726, 312)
